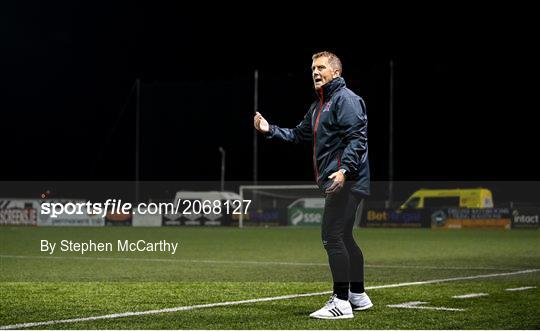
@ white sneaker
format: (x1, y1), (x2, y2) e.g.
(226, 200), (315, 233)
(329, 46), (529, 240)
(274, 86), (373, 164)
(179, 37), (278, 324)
(309, 294), (354, 319)
(348, 291), (373, 310)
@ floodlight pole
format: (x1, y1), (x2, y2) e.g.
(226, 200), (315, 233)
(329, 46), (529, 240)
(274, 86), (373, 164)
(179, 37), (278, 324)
(253, 70), (259, 186)
(135, 78), (141, 203)
(388, 60), (394, 208)
(219, 146), (226, 191)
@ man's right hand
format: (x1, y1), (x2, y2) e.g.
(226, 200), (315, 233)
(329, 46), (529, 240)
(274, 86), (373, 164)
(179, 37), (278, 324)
(254, 112), (270, 133)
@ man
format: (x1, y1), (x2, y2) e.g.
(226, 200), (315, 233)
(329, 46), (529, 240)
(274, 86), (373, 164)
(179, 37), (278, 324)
(254, 51), (372, 319)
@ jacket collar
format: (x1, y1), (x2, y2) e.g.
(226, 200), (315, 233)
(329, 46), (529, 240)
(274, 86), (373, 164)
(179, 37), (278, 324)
(316, 77), (346, 100)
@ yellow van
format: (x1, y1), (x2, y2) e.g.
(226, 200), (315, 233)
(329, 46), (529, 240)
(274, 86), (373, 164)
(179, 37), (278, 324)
(399, 188), (494, 209)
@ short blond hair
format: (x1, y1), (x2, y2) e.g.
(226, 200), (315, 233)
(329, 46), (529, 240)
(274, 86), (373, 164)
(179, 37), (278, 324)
(312, 51), (342, 75)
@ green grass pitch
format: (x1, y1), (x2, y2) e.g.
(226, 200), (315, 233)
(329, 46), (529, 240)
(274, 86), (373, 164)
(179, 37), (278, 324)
(1, 226), (539, 329)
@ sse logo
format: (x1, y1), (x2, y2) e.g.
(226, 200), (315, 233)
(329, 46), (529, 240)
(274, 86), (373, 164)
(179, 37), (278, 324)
(291, 210), (322, 225)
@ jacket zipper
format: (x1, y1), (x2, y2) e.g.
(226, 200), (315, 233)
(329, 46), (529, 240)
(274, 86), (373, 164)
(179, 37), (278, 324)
(313, 90), (324, 183)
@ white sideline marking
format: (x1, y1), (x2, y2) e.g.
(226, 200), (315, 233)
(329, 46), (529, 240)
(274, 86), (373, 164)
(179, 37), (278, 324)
(357, 269), (539, 290)
(365, 264), (512, 271)
(0, 255), (521, 271)
(1, 268), (538, 330)
(505, 286), (536, 291)
(0, 291), (331, 330)
(387, 301), (465, 311)
(452, 293), (488, 299)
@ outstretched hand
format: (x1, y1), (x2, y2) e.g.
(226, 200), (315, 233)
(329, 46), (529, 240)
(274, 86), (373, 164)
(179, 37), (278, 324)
(254, 112), (270, 133)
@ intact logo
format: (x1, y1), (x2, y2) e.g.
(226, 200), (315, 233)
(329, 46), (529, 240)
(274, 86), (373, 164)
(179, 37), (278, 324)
(509, 209), (539, 229)
(515, 215), (539, 224)
(322, 101), (333, 112)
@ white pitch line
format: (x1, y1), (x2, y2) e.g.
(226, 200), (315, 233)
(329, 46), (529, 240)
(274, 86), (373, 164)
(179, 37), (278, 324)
(358, 269), (539, 290)
(0, 255), (523, 271)
(0, 291), (332, 330)
(1, 268), (538, 330)
(0, 255), (327, 266)
(365, 264), (513, 271)
(452, 293), (488, 299)
(505, 286), (537, 291)
(387, 301), (465, 311)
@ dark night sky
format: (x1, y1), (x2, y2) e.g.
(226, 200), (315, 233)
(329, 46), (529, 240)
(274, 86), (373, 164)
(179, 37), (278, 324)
(2, 3), (538, 184)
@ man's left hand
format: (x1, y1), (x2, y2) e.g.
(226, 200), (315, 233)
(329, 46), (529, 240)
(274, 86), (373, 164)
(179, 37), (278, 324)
(325, 171), (345, 194)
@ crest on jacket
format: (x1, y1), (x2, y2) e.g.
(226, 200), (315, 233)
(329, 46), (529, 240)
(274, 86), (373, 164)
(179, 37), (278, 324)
(322, 101), (333, 112)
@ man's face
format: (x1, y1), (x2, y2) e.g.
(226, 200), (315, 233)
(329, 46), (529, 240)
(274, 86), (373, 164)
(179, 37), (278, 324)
(312, 56), (340, 90)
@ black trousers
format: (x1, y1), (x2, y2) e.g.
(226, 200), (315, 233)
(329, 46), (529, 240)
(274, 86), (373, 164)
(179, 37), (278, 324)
(321, 182), (365, 288)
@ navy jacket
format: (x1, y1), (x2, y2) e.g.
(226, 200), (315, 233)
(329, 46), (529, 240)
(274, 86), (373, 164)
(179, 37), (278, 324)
(266, 77), (370, 195)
